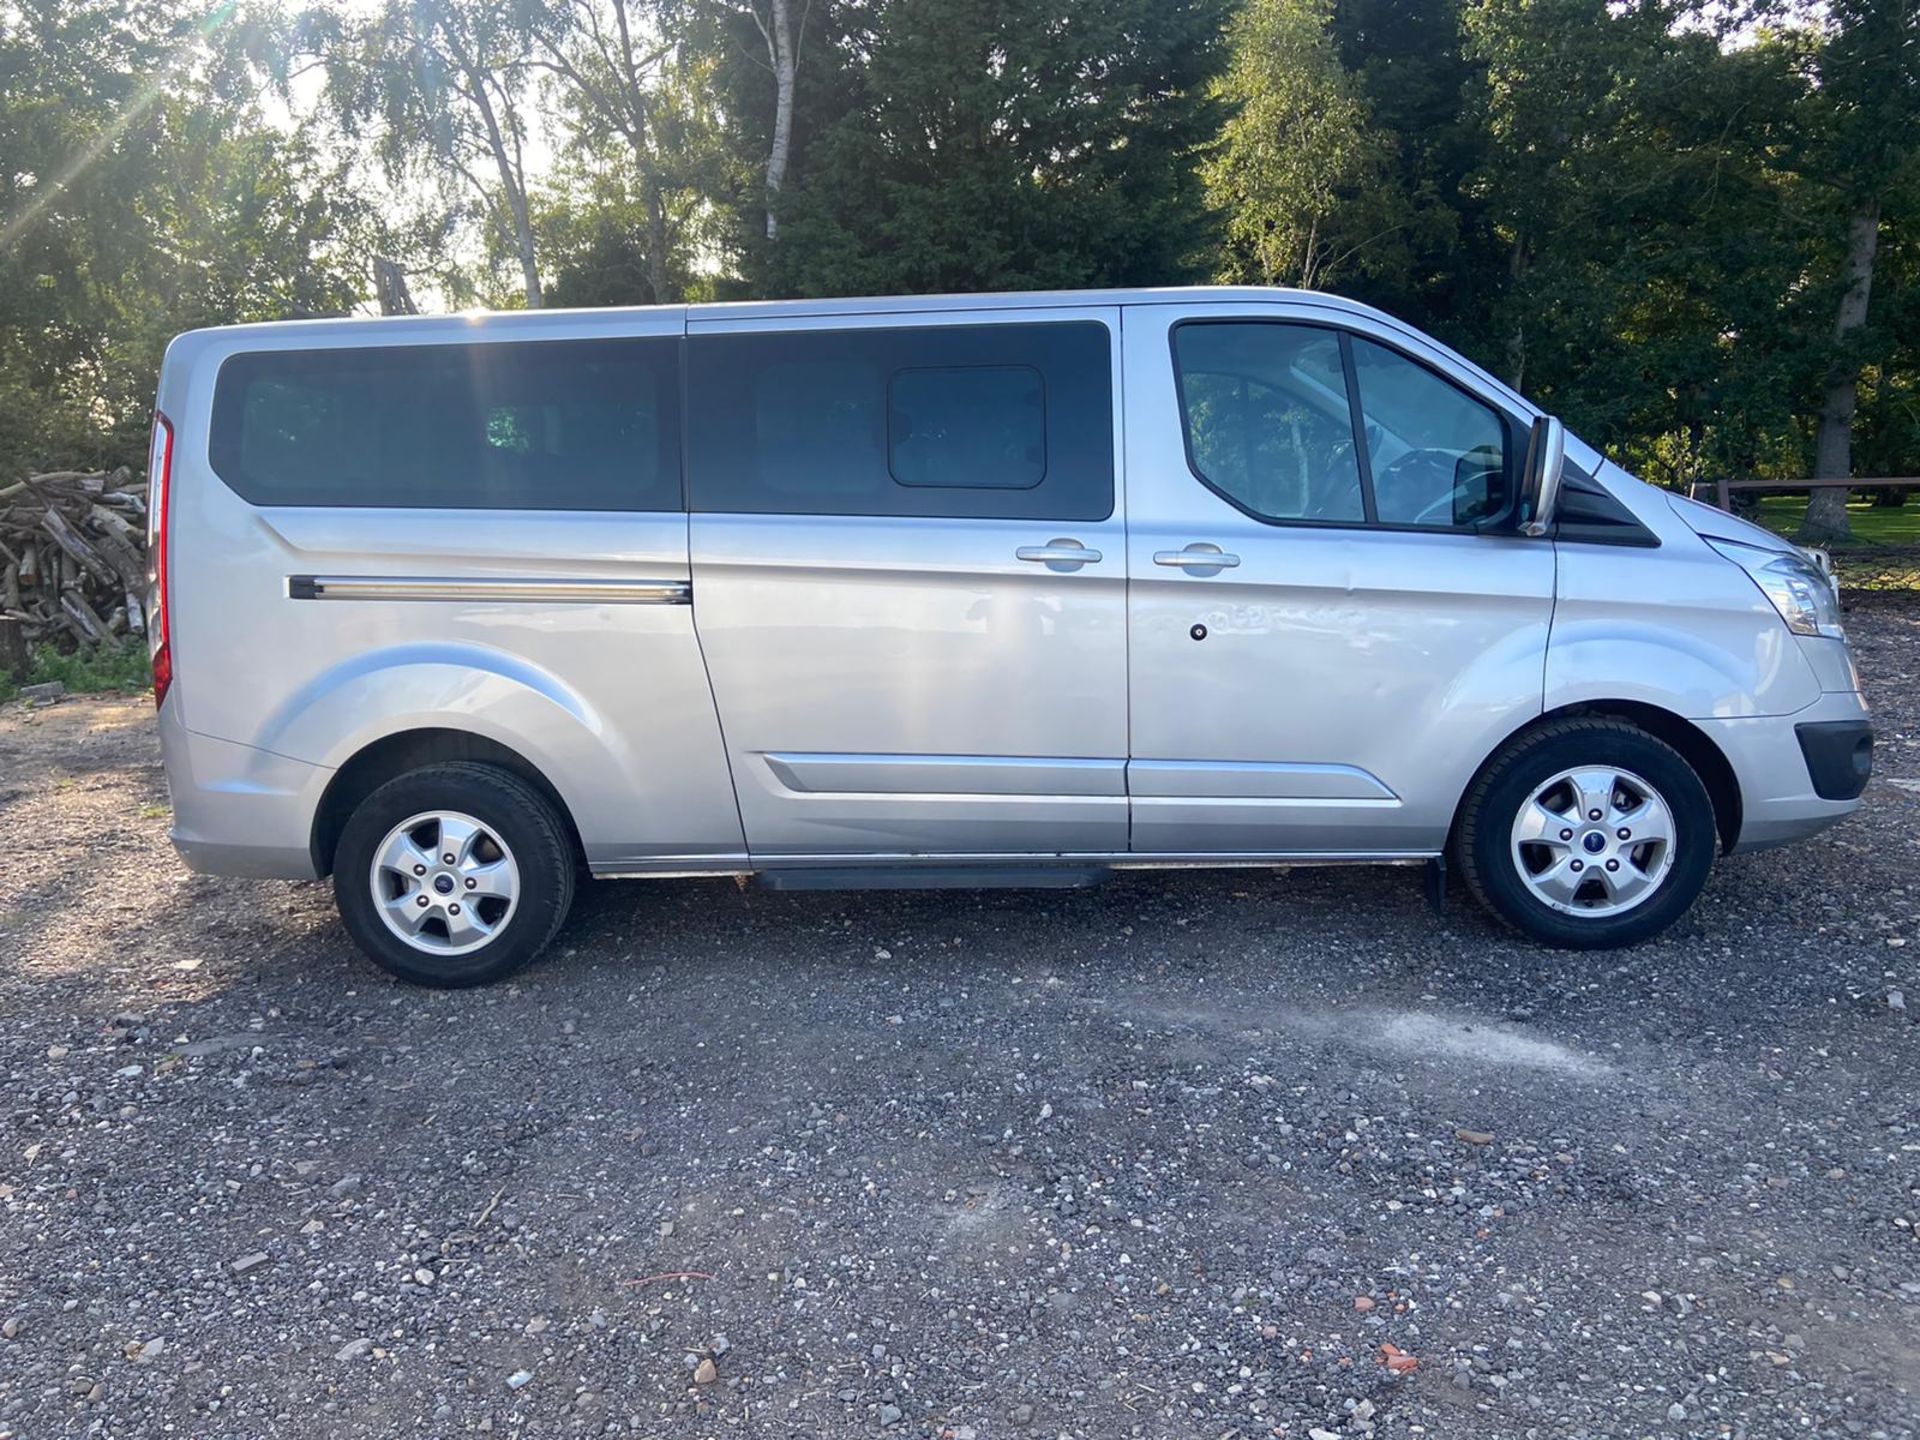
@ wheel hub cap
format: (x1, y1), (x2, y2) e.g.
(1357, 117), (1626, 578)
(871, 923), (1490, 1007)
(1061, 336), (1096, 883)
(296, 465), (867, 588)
(1509, 766), (1676, 917)
(370, 811), (519, 955)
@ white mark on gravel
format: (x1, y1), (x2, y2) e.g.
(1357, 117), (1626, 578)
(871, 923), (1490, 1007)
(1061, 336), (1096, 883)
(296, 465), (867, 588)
(1292, 1010), (1614, 1080)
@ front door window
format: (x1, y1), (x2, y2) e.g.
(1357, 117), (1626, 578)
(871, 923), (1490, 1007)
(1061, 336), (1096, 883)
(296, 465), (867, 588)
(1170, 320), (1514, 532)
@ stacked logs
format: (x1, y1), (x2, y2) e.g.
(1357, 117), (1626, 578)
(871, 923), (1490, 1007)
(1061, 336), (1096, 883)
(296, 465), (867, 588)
(0, 468), (150, 658)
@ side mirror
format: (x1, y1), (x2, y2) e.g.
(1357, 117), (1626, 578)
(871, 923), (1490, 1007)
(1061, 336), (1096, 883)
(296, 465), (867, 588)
(1519, 415), (1566, 537)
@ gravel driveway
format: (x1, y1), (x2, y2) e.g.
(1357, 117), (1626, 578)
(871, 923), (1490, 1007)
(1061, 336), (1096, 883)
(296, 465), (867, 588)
(1, 608), (1917, 1440)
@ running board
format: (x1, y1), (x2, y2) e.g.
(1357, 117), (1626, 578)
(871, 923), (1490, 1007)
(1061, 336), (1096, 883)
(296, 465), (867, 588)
(754, 865), (1109, 892)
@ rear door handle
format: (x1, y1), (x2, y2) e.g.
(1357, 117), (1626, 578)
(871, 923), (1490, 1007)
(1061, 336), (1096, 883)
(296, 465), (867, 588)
(1015, 540), (1102, 571)
(1154, 544), (1240, 573)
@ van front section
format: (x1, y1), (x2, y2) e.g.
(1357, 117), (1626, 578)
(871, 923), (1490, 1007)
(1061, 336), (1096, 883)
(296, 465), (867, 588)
(1545, 450), (1871, 852)
(151, 312), (746, 891)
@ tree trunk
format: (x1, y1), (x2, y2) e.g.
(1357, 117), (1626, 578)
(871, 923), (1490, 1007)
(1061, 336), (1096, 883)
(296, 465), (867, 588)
(1798, 201), (1881, 545)
(373, 257), (419, 316)
(461, 59), (543, 309)
(764, 0), (797, 241)
(501, 174), (543, 310)
(1504, 229), (1527, 391)
(645, 182), (672, 303)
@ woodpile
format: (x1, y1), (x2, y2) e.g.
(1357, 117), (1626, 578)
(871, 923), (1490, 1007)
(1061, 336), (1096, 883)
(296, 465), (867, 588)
(0, 468), (150, 653)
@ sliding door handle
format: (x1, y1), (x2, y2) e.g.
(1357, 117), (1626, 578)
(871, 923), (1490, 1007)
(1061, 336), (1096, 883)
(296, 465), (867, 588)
(1154, 544), (1240, 573)
(1016, 540), (1102, 571)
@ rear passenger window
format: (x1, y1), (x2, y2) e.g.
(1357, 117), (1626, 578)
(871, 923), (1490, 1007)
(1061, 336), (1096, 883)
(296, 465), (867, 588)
(209, 338), (681, 510)
(687, 322), (1111, 520)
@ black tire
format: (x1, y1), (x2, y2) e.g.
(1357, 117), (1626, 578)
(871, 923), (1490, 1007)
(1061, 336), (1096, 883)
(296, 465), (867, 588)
(333, 762), (576, 987)
(1453, 719), (1716, 949)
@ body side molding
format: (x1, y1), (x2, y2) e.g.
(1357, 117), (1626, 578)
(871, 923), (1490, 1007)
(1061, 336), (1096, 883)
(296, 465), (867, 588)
(288, 576), (691, 605)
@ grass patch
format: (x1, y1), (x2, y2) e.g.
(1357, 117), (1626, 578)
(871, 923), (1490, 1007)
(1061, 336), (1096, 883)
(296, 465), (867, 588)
(1751, 493), (1920, 547)
(1741, 494), (1920, 591)
(0, 640), (151, 704)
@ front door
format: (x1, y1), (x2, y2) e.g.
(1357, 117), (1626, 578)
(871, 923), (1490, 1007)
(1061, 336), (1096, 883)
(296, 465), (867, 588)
(1122, 301), (1555, 856)
(689, 306), (1129, 859)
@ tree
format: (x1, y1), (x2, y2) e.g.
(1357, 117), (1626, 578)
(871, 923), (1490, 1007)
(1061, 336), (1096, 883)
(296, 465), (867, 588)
(733, 0), (806, 238)
(533, 0), (727, 302)
(1460, 0), (1814, 488)
(1794, 0), (1920, 544)
(1323, 0), (1497, 350)
(1205, 0), (1399, 290)
(305, 0), (549, 308)
(0, 0), (365, 475)
(742, 0), (1233, 298)
(535, 128), (723, 304)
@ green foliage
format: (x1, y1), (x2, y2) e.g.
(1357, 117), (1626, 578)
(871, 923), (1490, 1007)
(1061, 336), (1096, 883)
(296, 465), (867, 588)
(734, 0), (1234, 298)
(1205, 0), (1400, 289)
(0, 639), (150, 704)
(4, 0), (1920, 560)
(0, 0), (367, 477)
(1206, 0), (1917, 497)
(536, 10), (734, 307)
(1460, 0), (1820, 485)
(299, 0), (549, 306)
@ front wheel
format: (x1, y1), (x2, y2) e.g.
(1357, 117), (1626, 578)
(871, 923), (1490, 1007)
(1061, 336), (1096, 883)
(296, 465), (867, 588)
(1454, 719), (1717, 949)
(333, 762), (576, 987)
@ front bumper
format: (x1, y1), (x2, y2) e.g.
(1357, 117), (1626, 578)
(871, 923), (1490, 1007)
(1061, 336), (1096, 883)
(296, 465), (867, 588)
(1795, 719), (1873, 801)
(1696, 690), (1872, 853)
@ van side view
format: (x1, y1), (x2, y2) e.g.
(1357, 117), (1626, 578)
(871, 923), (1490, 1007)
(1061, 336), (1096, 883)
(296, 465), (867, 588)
(147, 288), (1872, 987)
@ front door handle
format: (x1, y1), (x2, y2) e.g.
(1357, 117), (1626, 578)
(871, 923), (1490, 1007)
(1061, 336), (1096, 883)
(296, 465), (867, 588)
(1015, 539), (1102, 571)
(1154, 543), (1241, 574)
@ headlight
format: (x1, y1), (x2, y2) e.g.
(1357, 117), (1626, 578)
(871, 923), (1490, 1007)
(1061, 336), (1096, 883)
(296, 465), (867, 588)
(1705, 537), (1844, 640)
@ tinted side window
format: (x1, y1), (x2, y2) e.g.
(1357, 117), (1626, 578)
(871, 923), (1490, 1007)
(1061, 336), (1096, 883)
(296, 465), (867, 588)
(890, 367), (1045, 489)
(687, 322), (1111, 520)
(209, 338), (681, 510)
(1351, 337), (1508, 528)
(1171, 323), (1365, 524)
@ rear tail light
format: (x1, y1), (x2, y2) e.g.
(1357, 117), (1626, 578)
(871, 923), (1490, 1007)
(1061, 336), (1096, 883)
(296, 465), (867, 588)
(146, 411), (174, 709)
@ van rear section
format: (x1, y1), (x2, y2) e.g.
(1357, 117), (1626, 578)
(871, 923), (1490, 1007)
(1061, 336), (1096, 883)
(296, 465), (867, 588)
(149, 313), (746, 906)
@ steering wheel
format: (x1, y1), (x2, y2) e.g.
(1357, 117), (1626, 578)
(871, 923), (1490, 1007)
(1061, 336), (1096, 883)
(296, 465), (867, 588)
(1378, 449), (1470, 527)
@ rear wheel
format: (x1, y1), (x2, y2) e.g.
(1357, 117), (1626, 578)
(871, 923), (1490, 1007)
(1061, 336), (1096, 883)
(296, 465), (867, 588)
(333, 762), (575, 987)
(1454, 719), (1716, 949)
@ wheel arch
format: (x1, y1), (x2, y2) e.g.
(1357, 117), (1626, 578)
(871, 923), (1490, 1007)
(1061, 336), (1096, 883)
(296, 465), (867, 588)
(1455, 701), (1742, 854)
(310, 728), (585, 879)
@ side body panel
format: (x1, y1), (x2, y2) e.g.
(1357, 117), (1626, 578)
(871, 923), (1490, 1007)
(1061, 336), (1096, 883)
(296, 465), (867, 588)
(1120, 301), (1556, 854)
(1546, 462), (1823, 720)
(687, 307), (1130, 857)
(159, 311), (746, 875)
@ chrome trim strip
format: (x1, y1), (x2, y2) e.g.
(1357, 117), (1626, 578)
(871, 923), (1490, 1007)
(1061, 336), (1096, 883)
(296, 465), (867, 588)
(588, 853), (753, 879)
(591, 867), (754, 880)
(588, 850), (1436, 878)
(1130, 759), (1399, 802)
(742, 850), (1436, 868)
(761, 752), (1126, 797)
(289, 575), (691, 605)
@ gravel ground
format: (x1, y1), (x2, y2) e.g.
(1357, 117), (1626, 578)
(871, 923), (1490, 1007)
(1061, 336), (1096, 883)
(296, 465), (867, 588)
(1, 611), (1917, 1440)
